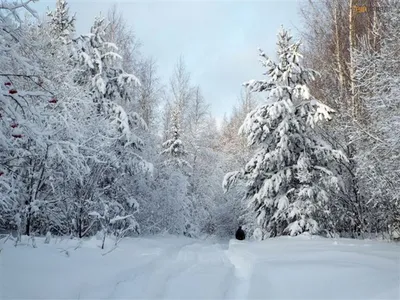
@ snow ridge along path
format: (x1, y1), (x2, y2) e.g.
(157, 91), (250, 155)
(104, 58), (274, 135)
(1, 234), (399, 299)
(225, 239), (258, 299)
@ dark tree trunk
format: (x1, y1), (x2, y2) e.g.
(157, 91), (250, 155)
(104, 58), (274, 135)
(78, 217), (82, 238)
(25, 214), (31, 236)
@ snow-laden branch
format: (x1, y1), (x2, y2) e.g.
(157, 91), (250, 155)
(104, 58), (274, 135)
(0, 0), (39, 19)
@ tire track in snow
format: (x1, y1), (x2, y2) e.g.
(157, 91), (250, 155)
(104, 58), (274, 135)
(75, 239), (196, 299)
(144, 244), (202, 299)
(224, 240), (258, 299)
(149, 242), (228, 299)
(77, 239), (249, 299)
(163, 242), (237, 299)
(109, 239), (198, 299)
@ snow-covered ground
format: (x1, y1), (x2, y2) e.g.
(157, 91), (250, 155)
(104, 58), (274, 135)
(1, 234), (399, 299)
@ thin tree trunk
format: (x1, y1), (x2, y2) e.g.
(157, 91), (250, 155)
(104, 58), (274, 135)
(372, 0), (380, 52)
(102, 231), (106, 249)
(78, 206), (83, 238)
(334, 2), (344, 91)
(25, 210), (31, 236)
(348, 0), (357, 119)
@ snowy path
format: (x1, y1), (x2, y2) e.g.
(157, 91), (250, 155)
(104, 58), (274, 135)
(1, 235), (399, 299)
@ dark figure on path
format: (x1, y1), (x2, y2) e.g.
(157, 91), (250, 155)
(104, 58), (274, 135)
(235, 226), (245, 240)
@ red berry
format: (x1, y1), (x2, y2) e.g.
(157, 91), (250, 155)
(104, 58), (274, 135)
(49, 98), (57, 104)
(0, 171), (4, 176)
(4, 82), (12, 86)
(9, 89), (17, 94)
(12, 134), (22, 138)
(11, 123), (18, 128)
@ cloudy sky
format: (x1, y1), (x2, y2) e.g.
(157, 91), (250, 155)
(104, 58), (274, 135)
(33, 0), (304, 120)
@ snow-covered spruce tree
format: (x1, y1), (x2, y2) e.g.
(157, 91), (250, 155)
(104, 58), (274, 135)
(47, 0), (75, 44)
(160, 103), (194, 236)
(74, 15), (147, 149)
(71, 15), (151, 243)
(161, 104), (190, 171)
(73, 15), (140, 109)
(223, 27), (347, 239)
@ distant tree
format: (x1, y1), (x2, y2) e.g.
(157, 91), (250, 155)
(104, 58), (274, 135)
(47, 0), (76, 43)
(105, 4), (141, 74)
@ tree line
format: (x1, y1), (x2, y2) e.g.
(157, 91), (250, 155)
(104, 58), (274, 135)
(1, 0), (399, 245)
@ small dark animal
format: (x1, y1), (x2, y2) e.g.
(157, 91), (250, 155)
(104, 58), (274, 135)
(235, 226), (245, 240)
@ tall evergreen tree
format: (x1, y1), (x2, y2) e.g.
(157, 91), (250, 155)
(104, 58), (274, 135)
(161, 104), (190, 171)
(159, 103), (194, 236)
(67, 15), (150, 243)
(47, 0), (75, 43)
(223, 27), (347, 239)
